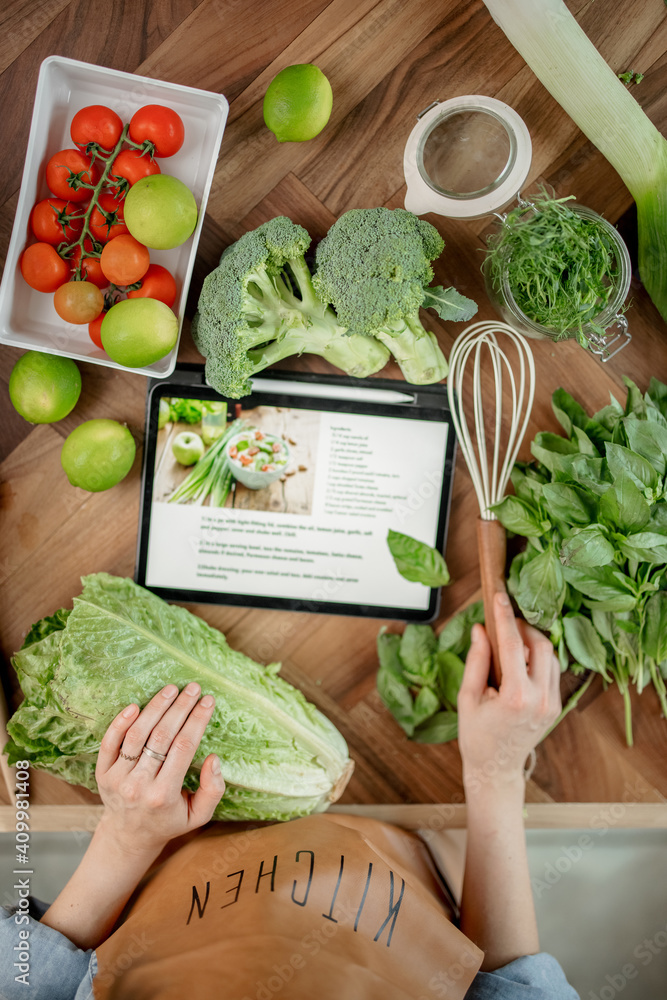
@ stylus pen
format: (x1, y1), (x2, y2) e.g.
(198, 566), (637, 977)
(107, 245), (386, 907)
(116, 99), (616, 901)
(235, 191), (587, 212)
(250, 378), (416, 404)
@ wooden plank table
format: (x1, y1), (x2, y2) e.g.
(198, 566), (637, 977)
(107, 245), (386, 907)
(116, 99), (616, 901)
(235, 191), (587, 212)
(1, 0), (667, 827)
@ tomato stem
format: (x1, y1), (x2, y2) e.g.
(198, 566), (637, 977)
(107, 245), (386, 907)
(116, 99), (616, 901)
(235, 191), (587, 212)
(61, 123), (131, 280)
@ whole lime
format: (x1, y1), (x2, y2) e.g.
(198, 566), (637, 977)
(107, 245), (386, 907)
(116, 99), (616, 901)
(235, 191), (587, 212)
(61, 419), (136, 492)
(123, 174), (198, 249)
(9, 351), (81, 424)
(263, 64), (333, 142)
(101, 298), (179, 368)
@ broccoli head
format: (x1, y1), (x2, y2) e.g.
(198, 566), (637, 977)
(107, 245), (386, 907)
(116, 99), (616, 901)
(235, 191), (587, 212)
(192, 216), (390, 398)
(313, 207), (475, 384)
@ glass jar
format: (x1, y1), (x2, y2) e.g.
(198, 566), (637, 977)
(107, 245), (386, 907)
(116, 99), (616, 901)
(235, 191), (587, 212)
(483, 201), (632, 360)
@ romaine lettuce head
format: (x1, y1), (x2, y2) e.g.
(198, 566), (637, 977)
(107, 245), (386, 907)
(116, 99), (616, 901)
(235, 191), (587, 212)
(5, 574), (353, 821)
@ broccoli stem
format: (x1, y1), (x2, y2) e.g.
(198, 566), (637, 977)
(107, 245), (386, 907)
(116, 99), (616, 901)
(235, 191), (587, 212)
(248, 315), (390, 378)
(373, 316), (449, 384)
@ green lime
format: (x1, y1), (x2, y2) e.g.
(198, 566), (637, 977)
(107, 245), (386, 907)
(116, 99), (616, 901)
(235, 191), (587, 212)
(263, 64), (333, 142)
(9, 351), (81, 424)
(124, 174), (198, 249)
(101, 298), (179, 368)
(61, 419), (136, 492)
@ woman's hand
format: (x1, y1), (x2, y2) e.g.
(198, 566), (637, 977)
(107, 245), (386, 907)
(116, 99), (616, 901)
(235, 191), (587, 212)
(457, 592), (561, 793)
(458, 593), (561, 969)
(95, 682), (226, 858)
(41, 684), (225, 949)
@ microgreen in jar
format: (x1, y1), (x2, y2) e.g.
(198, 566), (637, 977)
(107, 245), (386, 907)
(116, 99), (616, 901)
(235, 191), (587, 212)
(486, 191), (622, 344)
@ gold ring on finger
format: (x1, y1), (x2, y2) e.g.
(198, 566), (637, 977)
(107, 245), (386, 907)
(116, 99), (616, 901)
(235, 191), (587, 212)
(119, 749), (141, 761)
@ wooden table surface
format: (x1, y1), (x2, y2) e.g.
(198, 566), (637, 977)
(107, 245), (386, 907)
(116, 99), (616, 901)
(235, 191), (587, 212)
(1, 0), (667, 817)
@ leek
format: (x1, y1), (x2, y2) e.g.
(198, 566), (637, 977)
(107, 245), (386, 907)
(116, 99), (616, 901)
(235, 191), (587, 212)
(483, 0), (667, 324)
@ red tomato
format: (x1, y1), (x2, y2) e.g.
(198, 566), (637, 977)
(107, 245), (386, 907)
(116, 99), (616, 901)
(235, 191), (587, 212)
(100, 234), (150, 285)
(70, 241), (108, 289)
(20, 243), (70, 292)
(108, 149), (160, 193)
(53, 280), (104, 324)
(88, 312), (106, 349)
(129, 105), (185, 158)
(89, 191), (128, 243)
(126, 263), (177, 307)
(70, 105), (124, 153)
(45, 148), (99, 202)
(30, 198), (83, 245)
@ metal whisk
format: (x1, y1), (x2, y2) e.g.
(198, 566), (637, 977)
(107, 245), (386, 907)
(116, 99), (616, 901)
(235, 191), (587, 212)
(447, 321), (536, 683)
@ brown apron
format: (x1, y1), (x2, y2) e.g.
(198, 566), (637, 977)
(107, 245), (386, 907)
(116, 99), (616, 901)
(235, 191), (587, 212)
(94, 813), (483, 1000)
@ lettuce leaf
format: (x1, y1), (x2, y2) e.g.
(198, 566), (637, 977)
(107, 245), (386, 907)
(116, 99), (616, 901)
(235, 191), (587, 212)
(6, 573), (353, 821)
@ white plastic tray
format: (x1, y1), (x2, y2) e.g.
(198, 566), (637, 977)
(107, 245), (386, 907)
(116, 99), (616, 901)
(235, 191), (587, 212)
(0, 56), (228, 377)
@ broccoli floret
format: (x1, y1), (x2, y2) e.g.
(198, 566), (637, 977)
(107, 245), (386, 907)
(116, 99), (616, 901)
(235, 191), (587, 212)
(192, 216), (390, 398)
(313, 207), (473, 384)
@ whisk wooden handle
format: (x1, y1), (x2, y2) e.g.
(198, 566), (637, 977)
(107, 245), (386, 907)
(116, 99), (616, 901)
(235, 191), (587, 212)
(477, 517), (507, 687)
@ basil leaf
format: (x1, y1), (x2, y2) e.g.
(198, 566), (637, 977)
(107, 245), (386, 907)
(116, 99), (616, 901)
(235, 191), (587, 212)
(605, 442), (659, 495)
(437, 601), (484, 657)
(491, 495), (550, 536)
(647, 377), (667, 418)
(542, 483), (598, 526)
(592, 395), (624, 435)
(516, 547), (566, 629)
(412, 710), (458, 744)
(399, 624), (438, 682)
(640, 592), (667, 663)
(559, 525), (615, 568)
(623, 376), (647, 417)
(567, 455), (612, 495)
(562, 564), (635, 603)
(412, 685), (441, 728)
(572, 425), (599, 457)
(531, 432), (580, 474)
(436, 650), (466, 708)
(599, 476), (650, 533)
(511, 465), (547, 504)
(563, 613), (611, 679)
(552, 388), (590, 437)
(648, 504), (667, 532)
(387, 529), (450, 587)
(376, 633), (415, 735)
(617, 532), (667, 564)
(623, 419), (667, 477)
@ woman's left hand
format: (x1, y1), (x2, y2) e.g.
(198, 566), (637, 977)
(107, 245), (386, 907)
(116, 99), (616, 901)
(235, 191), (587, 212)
(95, 682), (226, 858)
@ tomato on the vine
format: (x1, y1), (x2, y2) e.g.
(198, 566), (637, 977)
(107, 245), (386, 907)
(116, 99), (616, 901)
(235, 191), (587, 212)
(128, 105), (185, 158)
(126, 263), (177, 307)
(20, 243), (70, 292)
(100, 234), (150, 285)
(89, 191), (128, 243)
(70, 105), (124, 153)
(45, 148), (99, 202)
(30, 198), (83, 245)
(53, 280), (104, 324)
(70, 240), (108, 289)
(88, 311), (106, 349)
(109, 149), (160, 193)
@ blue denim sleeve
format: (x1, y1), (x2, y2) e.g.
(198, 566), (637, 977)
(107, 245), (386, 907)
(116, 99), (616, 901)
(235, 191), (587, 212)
(466, 953), (580, 999)
(0, 898), (96, 1000)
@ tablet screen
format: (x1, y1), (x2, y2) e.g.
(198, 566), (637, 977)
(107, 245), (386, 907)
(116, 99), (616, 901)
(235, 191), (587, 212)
(137, 369), (455, 621)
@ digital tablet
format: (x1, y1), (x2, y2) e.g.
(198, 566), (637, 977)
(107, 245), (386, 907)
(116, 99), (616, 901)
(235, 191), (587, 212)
(136, 366), (456, 621)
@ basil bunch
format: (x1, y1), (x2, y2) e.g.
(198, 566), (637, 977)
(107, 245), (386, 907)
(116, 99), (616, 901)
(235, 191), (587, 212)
(493, 376), (667, 745)
(377, 602), (483, 742)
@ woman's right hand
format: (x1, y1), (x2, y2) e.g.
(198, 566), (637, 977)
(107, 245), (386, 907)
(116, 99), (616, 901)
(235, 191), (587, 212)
(457, 592), (562, 793)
